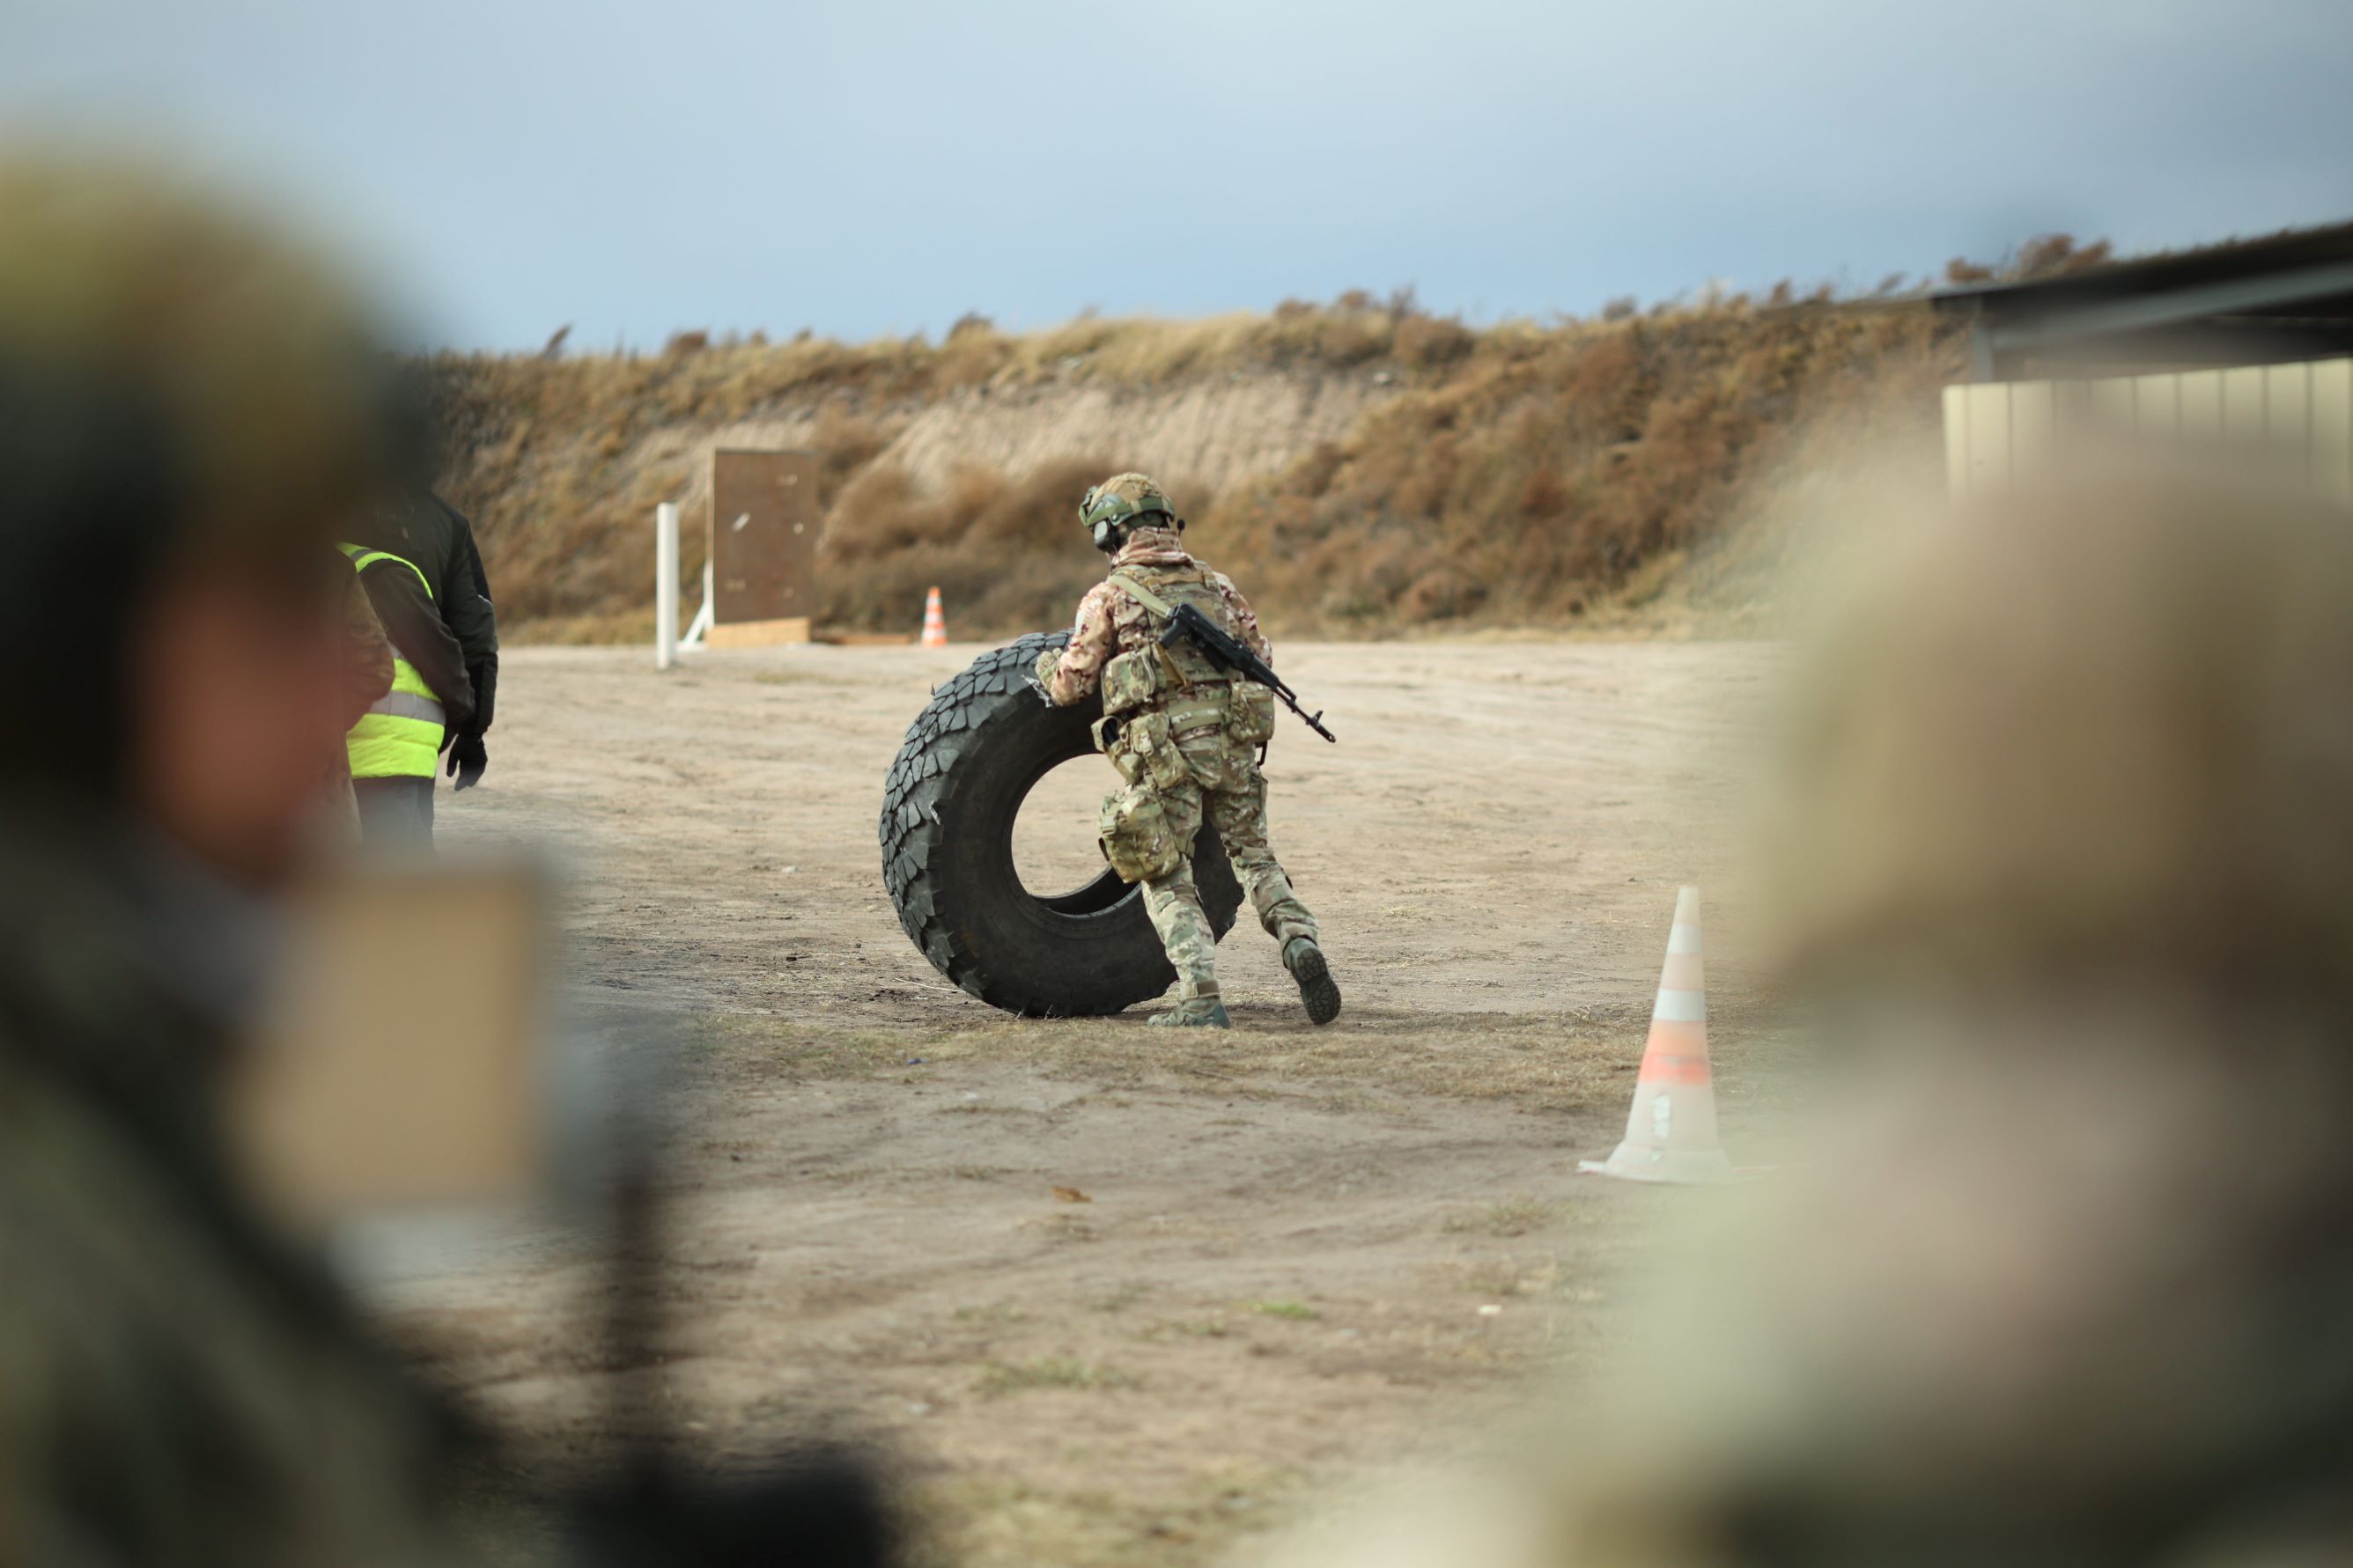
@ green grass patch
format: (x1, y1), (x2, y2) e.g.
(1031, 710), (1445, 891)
(1249, 1299), (1319, 1321)
(1442, 1197), (1564, 1237)
(976, 1358), (1138, 1397)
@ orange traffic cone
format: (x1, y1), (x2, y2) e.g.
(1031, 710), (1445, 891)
(1580, 886), (1736, 1184)
(921, 585), (948, 648)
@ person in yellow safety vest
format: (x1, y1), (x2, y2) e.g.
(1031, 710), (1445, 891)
(342, 536), (474, 843)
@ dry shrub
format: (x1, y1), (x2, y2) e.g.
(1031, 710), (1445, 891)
(811, 406), (889, 492)
(1394, 313), (1476, 369)
(1294, 442), (1346, 500)
(815, 456), (1136, 636)
(1261, 296), (1393, 367)
(1517, 467), (1570, 520)
(2011, 232), (2113, 279)
(933, 314), (1006, 390)
(826, 465), (948, 557)
(1400, 564), (1486, 622)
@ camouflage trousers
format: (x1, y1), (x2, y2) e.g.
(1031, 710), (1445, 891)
(1127, 742), (1317, 1003)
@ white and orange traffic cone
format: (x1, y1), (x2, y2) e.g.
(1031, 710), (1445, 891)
(1580, 886), (1736, 1184)
(920, 585), (948, 648)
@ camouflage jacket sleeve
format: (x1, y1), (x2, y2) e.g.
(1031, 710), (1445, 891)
(1045, 582), (1121, 706)
(1210, 571), (1274, 666)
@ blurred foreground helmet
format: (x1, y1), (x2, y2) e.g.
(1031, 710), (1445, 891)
(0, 155), (417, 799)
(1771, 466), (2353, 1009)
(1079, 471), (1180, 551)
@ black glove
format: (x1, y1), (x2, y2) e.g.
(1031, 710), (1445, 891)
(445, 732), (489, 791)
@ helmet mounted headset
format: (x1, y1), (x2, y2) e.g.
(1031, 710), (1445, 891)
(1078, 476), (1184, 555)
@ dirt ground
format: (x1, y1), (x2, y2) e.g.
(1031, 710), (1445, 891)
(363, 638), (1795, 1566)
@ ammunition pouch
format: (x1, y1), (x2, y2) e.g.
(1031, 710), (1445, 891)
(1089, 710), (1125, 763)
(1225, 681), (1277, 747)
(1162, 691), (1228, 740)
(1100, 648), (1165, 717)
(1097, 783), (1183, 884)
(1097, 707), (1191, 791)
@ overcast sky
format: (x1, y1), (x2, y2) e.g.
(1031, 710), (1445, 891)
(7, 0), (2348, 350)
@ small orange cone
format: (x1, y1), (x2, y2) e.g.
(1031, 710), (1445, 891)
(1580, 886), (1736, 1184)
(920, 585), (948, 648)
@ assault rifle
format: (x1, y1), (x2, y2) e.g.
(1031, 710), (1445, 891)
(1160, 601), (1337, 743)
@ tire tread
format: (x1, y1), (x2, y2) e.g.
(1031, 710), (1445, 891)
(879, 630), (1241, 1014)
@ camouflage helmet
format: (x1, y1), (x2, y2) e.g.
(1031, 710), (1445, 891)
(1079, 471), (1181, 551)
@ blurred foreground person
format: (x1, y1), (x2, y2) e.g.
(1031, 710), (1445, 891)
(1271, 467), (2353, 1568)
(0, 157), (893, 1568)
(1671, 469), (2353, 1564)
(0, 155), (515, 1565)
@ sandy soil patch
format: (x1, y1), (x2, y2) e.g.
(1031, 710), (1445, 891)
(374, 639), (1793, 1564)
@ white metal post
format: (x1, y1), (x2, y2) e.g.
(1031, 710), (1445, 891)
(654, 502), (680, 670)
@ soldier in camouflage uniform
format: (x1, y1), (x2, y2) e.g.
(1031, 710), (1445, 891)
(1034, 473), (1340, 1029)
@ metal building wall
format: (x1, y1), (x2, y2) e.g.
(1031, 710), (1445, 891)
(1943, 357), (2353, 504)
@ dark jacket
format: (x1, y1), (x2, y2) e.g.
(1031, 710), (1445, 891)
(349, 494), (498, 743)
(351, 547), (475, 739)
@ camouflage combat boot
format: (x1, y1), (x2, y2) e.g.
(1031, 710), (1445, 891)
(1284, 939), (1342, 1025)
(1150, 997), (1232, 1028)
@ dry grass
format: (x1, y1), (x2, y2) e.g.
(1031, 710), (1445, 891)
(421, 291), (1963, 644)
(1200, 303), (1958, 635)
(1250, 1299), (1321, 1321)
(429, 232), (2274, 644)
(1441, 1198), (1567, 1238)
(693, 1004), (1670, 1115)
(814, 455), (1117, 636)
(975, 1358), (1140, 1397)
(424, 297), (1472, 633)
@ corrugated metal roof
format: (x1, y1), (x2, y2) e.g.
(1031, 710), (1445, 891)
(1932, 219), (2353, 380)
(1931, 220), (2353, 313)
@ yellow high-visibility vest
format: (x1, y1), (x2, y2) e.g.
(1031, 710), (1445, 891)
(341, 544), (446, 779)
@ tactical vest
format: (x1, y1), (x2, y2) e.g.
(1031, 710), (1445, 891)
(1099, 563), (1237, 717)
(341, 544), (446, 779)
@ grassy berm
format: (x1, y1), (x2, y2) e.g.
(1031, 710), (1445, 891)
(424, 241), (2135, 644)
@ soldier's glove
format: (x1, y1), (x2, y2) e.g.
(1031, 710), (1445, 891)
(446, 732), (489, 791)
(1029, 649), (1061, 705)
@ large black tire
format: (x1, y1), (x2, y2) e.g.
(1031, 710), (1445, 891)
(880, 630), (1243, 1015)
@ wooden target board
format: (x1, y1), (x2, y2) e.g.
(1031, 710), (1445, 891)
(706, 448), (819, 645)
